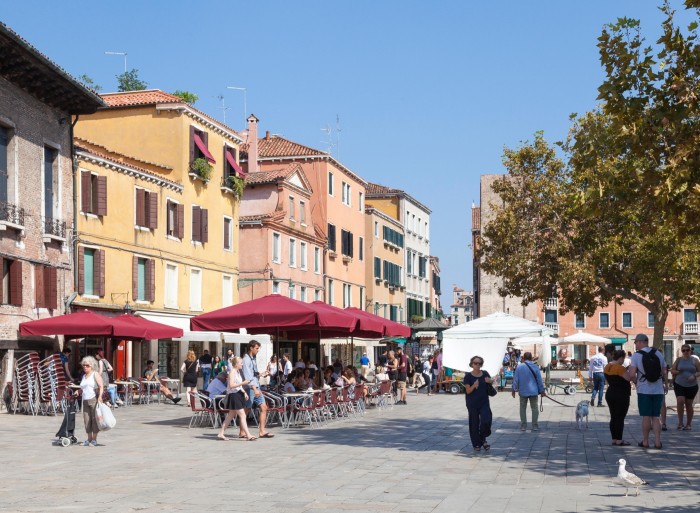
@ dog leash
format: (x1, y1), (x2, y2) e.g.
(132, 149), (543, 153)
(542, 393), (574, 408)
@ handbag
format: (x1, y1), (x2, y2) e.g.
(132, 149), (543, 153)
(96, 402), (116, 431)
(487, 372), (498, 397)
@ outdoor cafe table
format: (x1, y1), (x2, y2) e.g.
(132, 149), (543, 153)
(283, 391), (316, 427)
(114, 380), (136, 406)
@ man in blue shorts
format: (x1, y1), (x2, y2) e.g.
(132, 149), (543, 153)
(241, 341), (274, 438)
(627, 333), (668, 449)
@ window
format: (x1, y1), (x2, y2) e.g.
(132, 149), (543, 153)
(135, 188), (158, 229)
(390, 305), (398, 322)
(223, 217), (233, 251)
(44, 146), (58, 223)
(272, 281), (280, 294)
(314, 247), (321, 273)
(300, 242), (307, 270)
(418, 256), (427, 278)
(289, 196), (295, 220)
(327, 223), (336, 252)
(684, 309), (697, 323)
(164, 264), (178, 308)
(544, 310), (557, 323)
(359, 287), (364, 310)
(358, 192), (364, 211)
(425, 221), (429, 240)
(374, 221), (379, 238)
(341, 230), (353, 258)
(166, 200), (184, 239)
(0, 127), (9, 205)
(189, 126), (215, 164)
(300, 286), (307, 302)
(34, 265), (57, 309)
(382, 261), (402, 287)
(328, 172), (334, 196)
(575, 313), (586, 329)
(343, 283), (351, 308)
(407, 250), (413, 275)
(647, 312), (655, 328)
(80, 171), (107, 216)
(289, 238), (297, 267)
(223, 146), (240, 179)
(1, 257), (22, 306)
(599, 312), (610, 329)
(328, 279), (334, 305)
(418, 217), (422, 237)
(382, 226), (404, 248)
(359, 237), (364, 261)
(406, 211), (411, 231)
(341, 182), (351, 206)
(299, 201), (306, 224)
(191, 206), (209, 243)
(222, 275), (233, 307)
(622, 312), (633, 329)
(289, 283), (296, 299)
(272, 233), (281, 263)
(132, 256), (154, 302)
(374, 257), (381, 279)
(314, 289), (321, 301)
(190, 268), (202, 311)
(78, 247), (104, 297)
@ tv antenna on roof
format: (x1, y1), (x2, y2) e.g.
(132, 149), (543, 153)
(105, 51), (128, 72)
(320, 115), (343, 157)
(216, 94), (229, 124)
(226, 86), (247, 122)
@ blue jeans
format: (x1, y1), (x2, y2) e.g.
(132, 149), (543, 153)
(106, 385), (117, 406)
(201, 367), (212, 389)
(591, 372), (605, 405)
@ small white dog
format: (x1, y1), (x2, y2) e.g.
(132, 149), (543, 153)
(575, 400), (590, 429)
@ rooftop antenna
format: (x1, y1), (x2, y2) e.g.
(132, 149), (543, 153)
(320, 124), (335, 155)
(226, 86), (247, 121)
(105, 51), (128, 72)
(336, 114), (342, 160)
(216, 94), (229, 124)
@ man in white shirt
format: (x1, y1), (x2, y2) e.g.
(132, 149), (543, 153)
(588, 347), (608, 407)
(282, 353), (293, 381)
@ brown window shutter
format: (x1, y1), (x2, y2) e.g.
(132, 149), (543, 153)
(147, 192), (158, 229)
(96, 176), (107, 216)
(78, 246), (85, 294)
(34, 265), (45, 308)
(147, 259), (155, 302)
(132, 255), (138, 302)
(96, 249), (105, 297)
(192, 206), (201, 242)
(46, 266), (58, 309)
(202, 130), (209, 148)
(81, 171), (91, 213)
(135, 189), (145, 226)
(9, 259), (22, 306)
(200, 208), (208, 243)
(189, 125), (196, 164)
(177, 204), (185, 239)
(223, 219), (230, 249)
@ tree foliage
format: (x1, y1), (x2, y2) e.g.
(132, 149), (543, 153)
(78, 74), (101, 92)
(172, 90), (199, 104)
(480, 2), (700, 348)
(116, 69), (148, 92)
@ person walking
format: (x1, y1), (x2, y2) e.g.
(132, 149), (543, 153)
(181, 350), (200, 395)
(267, 355), (281, 388)
(360, 352), (370, 379)
(395, 346), (408, 405)
(605, 349), (633, 446)
(511, 352), (545, 432)
(218, 356), (255, 441)
(670, 344), (700, 430)
(419, 356), (433, 395)
(198, 350), (213, 389)
(78, 356), (104, 446)
(463, 355), (493, 452)
(95, 349), (121, 409)
(241, 340), (274, 439)
(589, 346), (607, 407)
(627, 333), (668, 449)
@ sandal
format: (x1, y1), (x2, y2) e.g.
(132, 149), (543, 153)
(637, 442), (649, 448)
(654, 443), (663, 450)
(613, 441), (631, 446)
(661, 424), (668, 431)
(483, 443), (490, 451)
(217, 435), (230, 441)
(684, 426), (692, 431)
(678, 425), (684, 430)
(259, 432), (275, 438)
(473, 446), (481, 452)
(247, 436), (257, 441)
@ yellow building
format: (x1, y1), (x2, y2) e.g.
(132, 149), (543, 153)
(73, 90), (244, 379)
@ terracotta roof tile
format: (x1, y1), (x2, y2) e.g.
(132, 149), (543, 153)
(243, 163), (300, 185)
(100, 90), (183, 108)
(241, 135), (327, 159)
(365, 182), (404, 196)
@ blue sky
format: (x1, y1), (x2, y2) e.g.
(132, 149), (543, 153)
(2, 1), (678, 312)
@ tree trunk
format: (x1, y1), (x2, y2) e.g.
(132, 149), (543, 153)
(652, 311), (668, 350)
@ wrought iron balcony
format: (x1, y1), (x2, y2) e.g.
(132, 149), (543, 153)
(0, 201), (26, 228)
(44, 217), (67, 239)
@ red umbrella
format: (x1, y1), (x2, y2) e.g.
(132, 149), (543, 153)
(190, 294), (358, 335)
(345, 307), (411, 338)
(19, 310), (114, 337)
(313, 302), (384, 338)
(110, 314), (184, 339)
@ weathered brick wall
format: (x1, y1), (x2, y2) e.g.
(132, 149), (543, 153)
(0, 75), (74, 340)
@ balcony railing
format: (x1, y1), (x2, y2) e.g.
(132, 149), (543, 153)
(684, 322), (699, 335)
(544, 298), (558, 310)
(544, 322), (559, 334)
(44, 217), (67, 239)
(0, 201), (26, 228)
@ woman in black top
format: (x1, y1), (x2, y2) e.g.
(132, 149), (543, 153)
(604, 349), (632, 446)
(463, 355), (494, 451)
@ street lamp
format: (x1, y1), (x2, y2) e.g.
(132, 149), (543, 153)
(226, 86), (247, 121)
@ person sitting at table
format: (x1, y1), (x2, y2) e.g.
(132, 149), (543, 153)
(323, 366), (334, 386)
(206, 371), (228, 398)
(340, 368), (356, 395)
(283, 370), (298, 393)
(307, 360), (318, 380)
(301, 368), (314, 390)
(295, 357), (306, 370)
(143, 360), (181, 404)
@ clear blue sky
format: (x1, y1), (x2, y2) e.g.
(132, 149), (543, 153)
(3, 1), (677, 312)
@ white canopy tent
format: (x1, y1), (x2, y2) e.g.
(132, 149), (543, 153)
(442, 312), (554, 376)
(511, 335), (558, 368)
(559, 331), (611, 346)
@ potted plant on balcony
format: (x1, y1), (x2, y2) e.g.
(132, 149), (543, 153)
(226, 175), (246, 200)
(190, 157), (213, 182)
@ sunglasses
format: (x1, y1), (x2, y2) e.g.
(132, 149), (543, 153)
(472, 361), (483, 366)
(682, 349), (691, 353)
(82, 364), (90, 367)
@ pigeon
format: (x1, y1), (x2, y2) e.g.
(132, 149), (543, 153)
(617, 458), (647, 496)
(575, 400), (589, 429)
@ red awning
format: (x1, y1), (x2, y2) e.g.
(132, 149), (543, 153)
(225, 148), (246, 177)
(312, 302), (383, 338)
(345, 307), (411, 338)
(19, 310), (114, 337)
(110, 314), (184, 340)
(194, 133), (216, 163)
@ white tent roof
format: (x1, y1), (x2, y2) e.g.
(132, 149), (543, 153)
(442, 313), (553, 376)
(560, 330), (611, 345)
(511, 335), (559, 345)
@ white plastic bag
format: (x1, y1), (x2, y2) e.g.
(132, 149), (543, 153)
(96, 402), (116, 431)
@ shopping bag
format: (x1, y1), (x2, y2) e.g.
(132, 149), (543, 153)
(96, 402), (116, 431)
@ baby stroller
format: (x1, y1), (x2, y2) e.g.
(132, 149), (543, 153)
(56, 392), (79, 447)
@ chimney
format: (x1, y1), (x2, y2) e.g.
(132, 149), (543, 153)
(246, 114), (260, 174)
(265, 130), (270, 140)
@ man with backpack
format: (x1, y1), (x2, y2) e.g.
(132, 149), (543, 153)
(627, 333), (668, 449)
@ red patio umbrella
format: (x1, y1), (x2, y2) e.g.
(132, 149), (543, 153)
(345, 307), (411, 338)
(312, 302), (384, 338)
(110, 314), (184, 339)
(19, 310), (114, 337)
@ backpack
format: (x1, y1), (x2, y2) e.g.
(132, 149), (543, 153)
(637, 348), (662, 383)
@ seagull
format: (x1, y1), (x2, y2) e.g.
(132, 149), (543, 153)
(617, 459), (646, 496)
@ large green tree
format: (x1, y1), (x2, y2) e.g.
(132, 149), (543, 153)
(480, 1), (700, 348)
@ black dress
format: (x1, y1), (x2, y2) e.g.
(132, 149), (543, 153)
(182, 360), (198, 388)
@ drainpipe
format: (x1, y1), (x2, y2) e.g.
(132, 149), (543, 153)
(70, 115), (80, 304)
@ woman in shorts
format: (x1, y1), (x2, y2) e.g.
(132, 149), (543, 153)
(670, 344), (700, 430)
